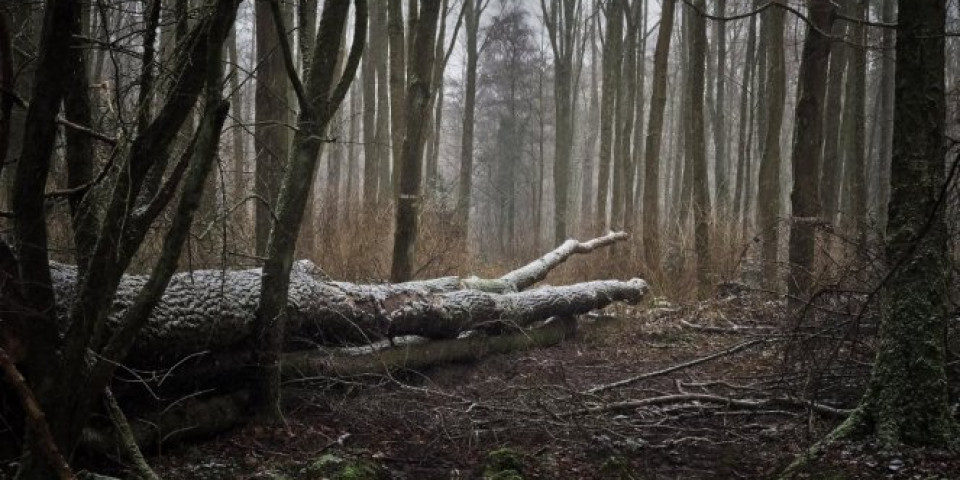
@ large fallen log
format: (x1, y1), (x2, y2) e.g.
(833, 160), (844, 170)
(49, 233), (640, 370)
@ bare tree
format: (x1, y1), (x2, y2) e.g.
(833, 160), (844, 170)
(756, 3), (785, 286)
(595, 0), (622, 229)
(458, 0), (489, 243)
(685, 0), (710, 298)
(253, 0), (366, 419)
(391, 0), (444, 281)
(787, 0), (834, 304)
(254, 0), (293, 255)
(540, 0), (582, 243)
(641, 0), (676, 266)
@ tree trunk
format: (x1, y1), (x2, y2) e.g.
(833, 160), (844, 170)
(733, 6), (757, 235)
(712, 0), (727, 218)
(253, 0), (365, 420)
(48, 232), (632, 372)
(786, 0), (833, 306)
(458, 0), (482, 243)
(228, 25), (247, 231)
(627, 0), (647, 235)
(839, 0), (867, 242)
(818, 0), (957, 449)
(596, 0), (622, 230)
(361, 2), (379, 207)
(254, 0), (292, 256)
(641, 0), (676, 266)
(390, 1), (442, 282)
(613, 2), (637, 232)
(756, 4), (785, 287)
(875, 0), (896, 232)
(686, 0), (710, 298)
(387, 0), (407, 196)
(820, 21), (847, 230)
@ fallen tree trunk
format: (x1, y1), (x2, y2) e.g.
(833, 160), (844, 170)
(49, 233), (640, 369)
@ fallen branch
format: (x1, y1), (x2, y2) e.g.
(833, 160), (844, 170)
(499, 231), (629, 290)
(584, 339), (768, 395)
(560, 393), (851, 419)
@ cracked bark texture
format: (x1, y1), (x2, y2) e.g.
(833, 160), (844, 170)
(49, 261), (646, 371)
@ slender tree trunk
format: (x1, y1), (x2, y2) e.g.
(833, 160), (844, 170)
(840, 0), (867, 242)
(613, 2), (638, 232)
(787, 0), (833, 305)
(734, 7), (757, 235)
(641, 0), (676, 266)
(228, 26), (247, 232)
(627, 1), (647, 234)
(820, 21), (847, 229)
(388, 0), (407, 195)
(347, 88), (361, 218)
(254, 0), (292, 255)
(596, 0), (622, 230)
(391, 0), (442, 282)
(712, 0), (727, 218)
(458, 0), (481, 241)
(876, 0), (896, 231)
(375, 1), (391, 202)
(580, 27), (600, 234)
(686, 0), (711, 298)
(253, 0), (366, 420)
(361, 2), (380, 208)
(756, 3), (785, 287)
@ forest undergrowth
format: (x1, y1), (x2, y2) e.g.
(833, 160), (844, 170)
(130, 212), (960, 480)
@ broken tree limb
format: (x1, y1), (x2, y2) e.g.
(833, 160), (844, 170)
(498, 231), (629, 290)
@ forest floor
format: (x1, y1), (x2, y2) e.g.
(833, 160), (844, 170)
(149, 290), (959, 480)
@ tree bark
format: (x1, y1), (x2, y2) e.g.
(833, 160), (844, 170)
(820, 21), (847, 229)
(254, 0), (293, 255)
(253, 0), (366, 420)
(390, 1), (443, 282)
(733, 7), (757, 235)
(787, 0), (833, 306)
(686, 0), (710, 298)
(756, 3), (785, 287)
(612, 1), (638, 232)
(819, 0), (957, 449)
(387, 0), (407, 196)
(641, 0), (676, 267)
(361, 1), (379, 207)
(839, 0), (867, 242)
(712, 0), (727, 217)
(458, 0), (483, 242)
(595, 0), (622, 230)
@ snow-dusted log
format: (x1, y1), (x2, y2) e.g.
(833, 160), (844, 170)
(50, 262), (646, 369)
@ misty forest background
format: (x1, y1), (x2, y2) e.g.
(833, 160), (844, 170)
(2, 0), (960, 478)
